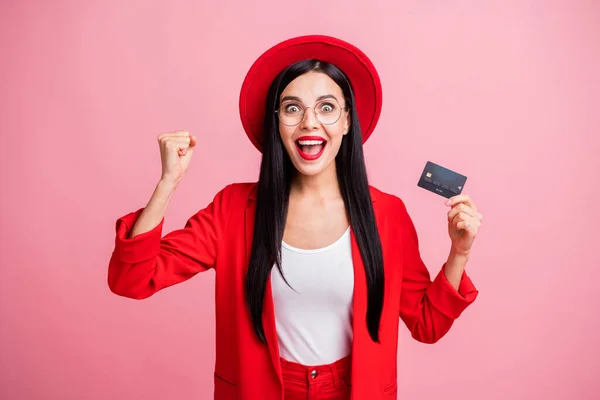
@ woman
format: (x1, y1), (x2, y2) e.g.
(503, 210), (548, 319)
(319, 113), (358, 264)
(108, 35), (482, 400)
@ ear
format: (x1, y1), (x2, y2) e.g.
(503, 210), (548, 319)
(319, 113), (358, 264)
(342, 111), (351, 136)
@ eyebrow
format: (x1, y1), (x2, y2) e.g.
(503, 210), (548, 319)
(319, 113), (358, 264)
(280, 94), (339, 104)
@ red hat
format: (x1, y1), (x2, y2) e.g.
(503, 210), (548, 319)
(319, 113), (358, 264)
(239, 35), (383, 153)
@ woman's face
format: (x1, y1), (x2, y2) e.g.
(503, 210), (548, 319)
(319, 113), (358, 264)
(278, 71), (350, 177)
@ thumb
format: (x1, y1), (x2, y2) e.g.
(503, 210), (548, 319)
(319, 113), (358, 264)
(189, 135), (197, 151)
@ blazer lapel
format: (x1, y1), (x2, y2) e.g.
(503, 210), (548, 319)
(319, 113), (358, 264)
(350, 188), (378, 398)
(245, 186), (283, 385)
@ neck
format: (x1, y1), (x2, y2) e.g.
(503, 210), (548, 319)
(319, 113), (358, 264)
(290, 161), (342, 201)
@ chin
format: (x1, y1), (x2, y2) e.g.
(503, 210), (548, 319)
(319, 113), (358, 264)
(289, 154), (334, 177)
(293, 163), (327, 176)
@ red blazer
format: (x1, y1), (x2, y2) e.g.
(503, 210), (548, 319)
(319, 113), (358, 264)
(108, 182), (478, 399)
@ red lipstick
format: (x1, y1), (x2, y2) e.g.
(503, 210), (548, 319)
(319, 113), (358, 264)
(295, 136), (327, 161)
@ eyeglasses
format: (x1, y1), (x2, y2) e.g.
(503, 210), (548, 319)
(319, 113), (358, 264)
(275, 99), (348, 126)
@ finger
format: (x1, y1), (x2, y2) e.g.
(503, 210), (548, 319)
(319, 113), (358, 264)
(451, 211), (479, 229)
(448, 204), (477, 221)
(446, 194), (478, 212)
(456, 220), (470, 230)
(181, 136), (197, 156)
(158, 130), (190, 140)
(164, 137), (192, 148)
(159, 134), (191, 142)
(451, 211), (468, 226)
(456, 220), (475, 237)
(455, 218), (480, 236)
(165, 138), (193, 155)
(169, 129), (189, 135)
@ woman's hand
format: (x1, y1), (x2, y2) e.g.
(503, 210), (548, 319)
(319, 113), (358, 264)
(445, 194), (483, 256)
(158, 129), (197, 185)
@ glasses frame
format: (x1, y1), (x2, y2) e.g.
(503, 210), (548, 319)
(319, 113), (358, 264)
(274, 98), (349, 127)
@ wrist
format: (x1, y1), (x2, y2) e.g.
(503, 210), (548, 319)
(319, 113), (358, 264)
(449, 247), (471, 260)
(153, 179), (179, 205)
(158, 178), (179, 191)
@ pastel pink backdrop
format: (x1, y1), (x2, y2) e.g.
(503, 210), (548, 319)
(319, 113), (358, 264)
(1, 1), (598, 399)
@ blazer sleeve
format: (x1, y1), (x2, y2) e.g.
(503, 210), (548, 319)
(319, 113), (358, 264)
(397, 198), (479, 343)
(107, 184), (234, 299)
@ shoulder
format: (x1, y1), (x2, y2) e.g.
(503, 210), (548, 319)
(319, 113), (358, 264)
(368, 185), (408, 215)
(213, 181), (258, 205)
(368, 185), (417, 237)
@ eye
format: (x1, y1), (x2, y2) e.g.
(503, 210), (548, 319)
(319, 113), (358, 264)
(284, 104), (301, 114)
(318, 102), (335, 113)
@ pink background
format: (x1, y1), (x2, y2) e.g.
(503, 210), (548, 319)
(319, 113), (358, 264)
(1, 0), (599, 399)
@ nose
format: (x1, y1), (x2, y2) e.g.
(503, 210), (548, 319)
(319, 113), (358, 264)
(299, 107), (319, 130)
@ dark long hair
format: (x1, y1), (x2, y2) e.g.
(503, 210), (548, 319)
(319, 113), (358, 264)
(245, 59), (385, 344)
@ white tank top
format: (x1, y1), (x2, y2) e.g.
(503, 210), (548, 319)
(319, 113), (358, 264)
(270, 226), (354, 365)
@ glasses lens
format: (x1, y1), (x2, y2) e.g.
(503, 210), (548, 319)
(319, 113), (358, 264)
(315, 100), (341, 125)
(279, 102), (303, 126)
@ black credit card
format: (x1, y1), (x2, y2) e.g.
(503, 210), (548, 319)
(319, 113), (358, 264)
(417, 161), (467, 199)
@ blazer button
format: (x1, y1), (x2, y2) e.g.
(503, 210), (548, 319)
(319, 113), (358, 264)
(310, 370), (318, 379)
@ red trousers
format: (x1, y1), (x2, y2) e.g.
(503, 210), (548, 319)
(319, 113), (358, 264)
(280, 355), (352, 400)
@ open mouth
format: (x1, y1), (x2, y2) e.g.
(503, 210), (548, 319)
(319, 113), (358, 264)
(295, 137), (327, 160)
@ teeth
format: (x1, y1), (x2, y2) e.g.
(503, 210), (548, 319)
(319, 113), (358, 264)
(297, 140), (324, 145)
